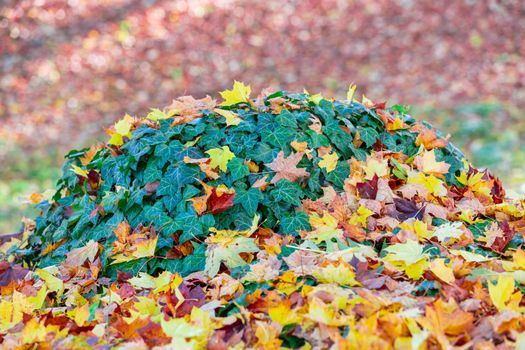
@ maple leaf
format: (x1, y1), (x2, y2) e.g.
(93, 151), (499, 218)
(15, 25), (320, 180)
(433, 221), (464, 243)
(107, 114), (134, 146)
(111, 236), (158, 264)
(306, 211), (344, 245)
(414, 125), (449, 149)
(0, 262), (29, 287)
(384, 240), (429, 279)
(408, 172), (447, 197)
(146, 108), (170, 121)
(429, 258), (455, 284)
(349, 205), (375, 228)
(214, 108), (243, 126)
(392, 198), (426, 222)
(356, 175), (379, 199)
(219, 81), (251, 106)
(313, 260), (360, 286)
(363, 156), (389, 180)
(268, 300), (300, 326)
(414, 149), (450, 175)
(166, 95), (216, 117)
(64, 240), (99, 266)
(318, 151), (339, 173)
(205, 146), (235, 172)
(205, 235), (260, 277)
(347, 83), (357, 101)
(35, 268), (64, 297)
(489, 275), (515, 312)
(265, 151), (309, 184)
(207, 187), (236, 214)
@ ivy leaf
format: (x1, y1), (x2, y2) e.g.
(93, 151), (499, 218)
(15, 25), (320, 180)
(157, 164), (200, 198)
(234, 188), (263, 216)
(359, 127), (379, 148)
(280, 212), (311, 235)
(227, 158), (250, 182)
(271, 180), (304, 206)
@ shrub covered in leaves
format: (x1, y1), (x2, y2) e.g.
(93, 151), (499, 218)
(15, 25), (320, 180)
(1, 82), (525, 348)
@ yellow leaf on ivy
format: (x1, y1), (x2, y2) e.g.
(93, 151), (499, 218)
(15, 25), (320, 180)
(219, 81), (251, 106)
(146, 108), (170, 121)
(318, 152), (338, 173)
(205, 146), (235, 172)
(414, 149), (451, 175)
(108, 114), (133, 146)
(71, 164), (88, 177)
(214, 108), (243, 126)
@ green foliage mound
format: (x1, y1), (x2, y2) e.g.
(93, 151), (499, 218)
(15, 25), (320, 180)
(26, 86), (466, 277)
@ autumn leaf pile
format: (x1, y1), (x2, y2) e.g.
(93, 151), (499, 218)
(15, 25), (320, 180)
(2, 82), (525, 349)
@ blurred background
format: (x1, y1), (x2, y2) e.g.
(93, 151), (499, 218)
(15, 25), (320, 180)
(1, 0), (524, 232)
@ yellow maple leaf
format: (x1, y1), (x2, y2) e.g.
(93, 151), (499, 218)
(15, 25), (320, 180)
(313, 261), (360, 287)
(307, 297), (338, 326)
(414, 149), (451, 175)
(111, 236), (158, 264)
(408, 172), (447, 197)
(502, 250), (525, 272)
(36, 268), (64, 297)
(205, 146), (236, 172)
(387, 115), (406, 131)
(205, 235), (260, 277)
(146, 108), (170, 121)
(488, 275), (515, 312)
(304, 89), (323, 104)
(318, 152), (339, 173)
(349, 205), (375, 228)
(108, 114), (133, 146)
(214, 108), (243, 126)
(307, 211), (344, 244)
(429, 258), (455, 284)
(347, 83), (357, 102)
(384, 240), (429, 280)
(364, 157), (389, 180)
(219, 81), (251, 106)
(449, 249), (493, 263)
(268, 301), (301, 326)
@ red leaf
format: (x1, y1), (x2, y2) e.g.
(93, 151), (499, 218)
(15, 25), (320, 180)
(207, 189), (235, 214)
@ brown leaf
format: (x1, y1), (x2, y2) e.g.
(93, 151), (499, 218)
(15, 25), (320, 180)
(265, 151), (309, 184)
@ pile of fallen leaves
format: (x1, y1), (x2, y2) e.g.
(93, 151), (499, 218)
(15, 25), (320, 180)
(2, 82), (525, 349)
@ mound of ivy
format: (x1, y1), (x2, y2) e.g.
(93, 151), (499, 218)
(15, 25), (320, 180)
(27, 85), (460, 276)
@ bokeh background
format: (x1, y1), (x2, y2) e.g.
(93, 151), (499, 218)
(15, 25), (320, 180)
(1, 0), (524, 232)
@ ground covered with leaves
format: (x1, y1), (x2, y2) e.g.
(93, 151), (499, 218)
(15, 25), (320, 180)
(2, 0), (525, 232)
(1, 83), (525, 349)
